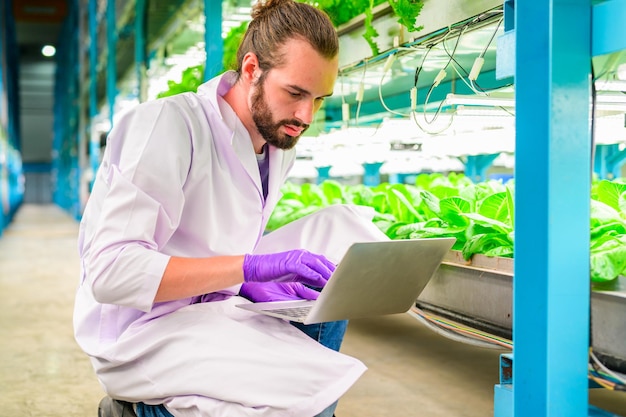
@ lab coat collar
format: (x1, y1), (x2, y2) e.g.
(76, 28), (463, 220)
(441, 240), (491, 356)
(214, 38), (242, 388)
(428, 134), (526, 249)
(197, 71), (239, 122)
(196, 71), (294, 210)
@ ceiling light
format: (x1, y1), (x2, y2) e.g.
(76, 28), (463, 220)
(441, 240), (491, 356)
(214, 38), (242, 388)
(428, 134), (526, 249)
(446, 94), (514, 108)
(41, 45), (56, 57)
(595, 93), (626, 103)
(595, 80), (626, 92)
(454, 106), (515, 117)
(446, 93), (626, 112)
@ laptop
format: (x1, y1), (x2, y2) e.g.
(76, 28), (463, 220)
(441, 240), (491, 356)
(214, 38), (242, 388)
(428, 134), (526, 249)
(236, 237), (455, 324)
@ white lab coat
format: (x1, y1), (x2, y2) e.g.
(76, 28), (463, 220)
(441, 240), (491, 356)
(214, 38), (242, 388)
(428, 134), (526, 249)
(73, 72), (389, 417)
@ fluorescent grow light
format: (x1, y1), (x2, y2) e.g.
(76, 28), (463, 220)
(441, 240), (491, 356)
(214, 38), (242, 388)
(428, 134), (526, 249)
(446, 93), (626, 112)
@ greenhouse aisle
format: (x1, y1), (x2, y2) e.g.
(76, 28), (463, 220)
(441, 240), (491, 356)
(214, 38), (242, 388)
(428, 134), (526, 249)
(1, 204), (626, 417)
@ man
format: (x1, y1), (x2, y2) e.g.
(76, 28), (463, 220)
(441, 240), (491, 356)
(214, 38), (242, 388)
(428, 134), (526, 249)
(75, 1), (388, 416)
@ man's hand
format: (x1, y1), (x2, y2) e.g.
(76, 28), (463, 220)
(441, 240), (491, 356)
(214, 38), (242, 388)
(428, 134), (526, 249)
(242, 249), (335, 288)
(239, 282), (320, 302)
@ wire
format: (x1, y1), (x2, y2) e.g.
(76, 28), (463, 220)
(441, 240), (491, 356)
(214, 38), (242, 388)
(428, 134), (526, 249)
(421, 84), (448, 125)
(378, 52), (412, 117)
(411, 25), (464, 131)
(410, 109), (454, 135)
(408, 306), (513, 349)
(354, 60), (368, 125)
(410, 308), (626, 394)
(413, 44), (433, 87)
(590, 62), (597, 181)
(480, 17), (503, 59)
(339, 71), (349, 127)
(470, 17), (504, 93)
(590, 348), (626, 388)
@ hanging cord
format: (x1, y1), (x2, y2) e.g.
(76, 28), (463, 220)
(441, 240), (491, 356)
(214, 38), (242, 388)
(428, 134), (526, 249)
(408, 306), (512, 350)
(339, 70), (350, 128)
(590, 62), (597, 181)
(469, 17), (504, 93)
(420, 24), (466, 126)
(378, 49), (418, 117)
(411, 305), (626, 392)
(589, 348), (626, 391)
(408, 43), (454, 135)
(354, 59), (368, 125)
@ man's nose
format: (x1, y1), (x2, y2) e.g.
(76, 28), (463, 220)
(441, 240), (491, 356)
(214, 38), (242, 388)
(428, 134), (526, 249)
(294, 100), (316, 125)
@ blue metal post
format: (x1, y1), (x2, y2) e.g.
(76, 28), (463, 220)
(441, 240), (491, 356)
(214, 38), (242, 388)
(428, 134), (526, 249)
(316, 166), (331, 184)
(88, 0), (100, 181)
(362, 162), (383, 186)
(0, 0), (7, 234)
(204, 0), (223, 80)
(494, 353), (513, 417)
(592, 0), (626, 57)
(514, 2), (591, 417)
(594, 144), (626, 180)
(464, 153), (500, 183)
(106, 0), (117, 128)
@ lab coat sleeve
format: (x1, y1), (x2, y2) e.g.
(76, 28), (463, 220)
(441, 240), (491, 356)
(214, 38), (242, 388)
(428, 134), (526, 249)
(83, 99), (193, 311)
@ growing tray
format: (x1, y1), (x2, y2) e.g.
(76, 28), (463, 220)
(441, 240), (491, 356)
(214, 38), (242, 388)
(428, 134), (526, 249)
(416, 251), (626, 372)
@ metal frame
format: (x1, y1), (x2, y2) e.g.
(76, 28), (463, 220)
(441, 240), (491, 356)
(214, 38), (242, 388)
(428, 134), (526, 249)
(492, 0), (626, 415)
(512, 0), (592, 415)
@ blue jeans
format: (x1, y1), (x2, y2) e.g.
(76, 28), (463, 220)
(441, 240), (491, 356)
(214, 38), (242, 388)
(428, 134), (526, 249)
(290, 320), (348, 417)
(136, 320), (348, 417)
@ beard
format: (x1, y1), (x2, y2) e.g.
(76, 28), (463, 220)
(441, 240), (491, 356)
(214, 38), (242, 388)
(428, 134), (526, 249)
(250, 77), (309, 150)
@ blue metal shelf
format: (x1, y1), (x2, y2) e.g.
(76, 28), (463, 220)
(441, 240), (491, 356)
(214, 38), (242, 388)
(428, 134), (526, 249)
(0, 0), (24, 234)
(494, 1), (626, 416)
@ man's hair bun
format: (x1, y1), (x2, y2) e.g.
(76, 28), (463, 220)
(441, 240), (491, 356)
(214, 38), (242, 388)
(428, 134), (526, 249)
(251, 0), (290, 20)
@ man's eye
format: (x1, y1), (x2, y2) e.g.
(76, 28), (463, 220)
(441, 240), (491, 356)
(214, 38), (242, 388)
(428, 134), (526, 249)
(288, 91), (301, 97)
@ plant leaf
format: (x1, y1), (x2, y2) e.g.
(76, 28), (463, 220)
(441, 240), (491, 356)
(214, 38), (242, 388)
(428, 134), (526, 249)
(590, 235), (626, 282)
(387, 0), (425, 32)
(595, 179), (626, 211)
(478, 192), (510, 225)
(439, 196), (471, 227)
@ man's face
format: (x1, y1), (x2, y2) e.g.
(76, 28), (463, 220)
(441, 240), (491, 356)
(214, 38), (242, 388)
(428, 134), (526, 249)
(248, 38), (339, 150)
(250, 74), (304, 150)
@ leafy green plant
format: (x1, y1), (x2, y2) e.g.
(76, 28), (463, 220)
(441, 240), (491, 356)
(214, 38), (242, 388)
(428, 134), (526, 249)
(156, 65), (204, 98)
(388, 0), (425, 32)
(157, 0), (425, 97)
(267, 175), (626, 284)
(362, 0), (381, 55)
(222, 21), (248, 72)
(309, 0), (424, 56)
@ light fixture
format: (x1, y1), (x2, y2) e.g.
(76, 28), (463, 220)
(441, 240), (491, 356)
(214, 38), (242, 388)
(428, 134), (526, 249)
(454, 106), (514, 117)
(41, 45), (56, 57)
(446, 94), (514, 108)
(595, 79), (626, 92)
(595, 93), (626, 103)
(596, 102), (626, 112)
(446, 93), (626, 112)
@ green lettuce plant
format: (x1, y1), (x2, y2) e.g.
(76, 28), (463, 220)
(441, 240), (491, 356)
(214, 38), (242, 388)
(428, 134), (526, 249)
(266, 174), (626, 283)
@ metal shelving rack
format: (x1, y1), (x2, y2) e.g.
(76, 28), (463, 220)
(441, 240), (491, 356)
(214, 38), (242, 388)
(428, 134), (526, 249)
(496, 1), (624, 415)
(64, 0), (223, 215)
(0, 0), (24, 233)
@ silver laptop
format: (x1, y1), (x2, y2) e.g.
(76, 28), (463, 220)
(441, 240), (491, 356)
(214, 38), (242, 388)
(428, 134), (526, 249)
(237, 237), (455, 324)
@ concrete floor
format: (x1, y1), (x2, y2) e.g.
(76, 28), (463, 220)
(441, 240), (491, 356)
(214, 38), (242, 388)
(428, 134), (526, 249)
(1, 204), (626, 417)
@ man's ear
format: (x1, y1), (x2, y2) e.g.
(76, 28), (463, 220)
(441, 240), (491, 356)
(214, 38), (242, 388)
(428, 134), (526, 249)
(241, 52), (260, 83)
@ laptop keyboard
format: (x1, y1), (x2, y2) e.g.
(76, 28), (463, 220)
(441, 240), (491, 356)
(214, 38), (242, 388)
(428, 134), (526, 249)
(266, 306), (312, 320)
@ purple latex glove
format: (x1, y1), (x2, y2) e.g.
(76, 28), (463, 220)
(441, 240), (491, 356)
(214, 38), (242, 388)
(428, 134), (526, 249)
(239, 282), (321, 302)
(243, 249), (335, 288)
